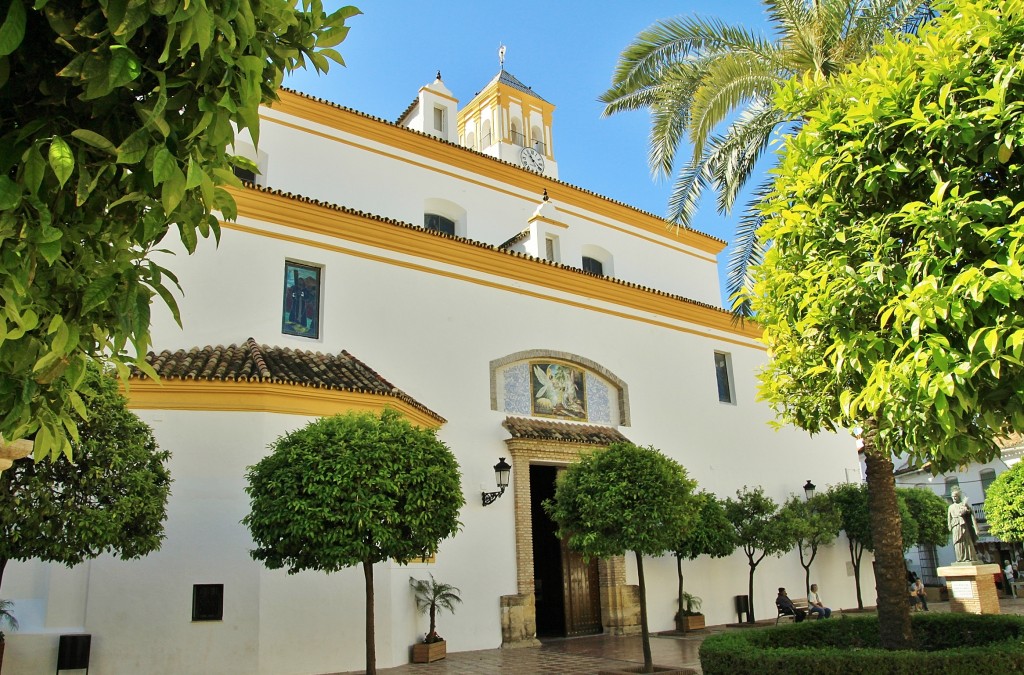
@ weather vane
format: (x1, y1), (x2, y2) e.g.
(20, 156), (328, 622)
(499, 43), (506, 69)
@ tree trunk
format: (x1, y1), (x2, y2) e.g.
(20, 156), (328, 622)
(862, 418), (912, 649)
(0, 557), (6, 592)
(635, 551), (653, 673)
(363, 560), (376, 675)
(747, 558), (756, 623)
(676, 554), (686, 633)
(850, 539), (864, 609)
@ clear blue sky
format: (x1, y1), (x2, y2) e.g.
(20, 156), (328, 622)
(285, 1), (772, 306)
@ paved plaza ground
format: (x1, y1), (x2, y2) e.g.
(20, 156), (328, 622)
(335, 596), (1024, 674)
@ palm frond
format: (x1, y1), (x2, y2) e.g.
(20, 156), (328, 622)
(665, 149), (715, 226)
(708, 101), (792, 214)
(726, 180), (775, 318)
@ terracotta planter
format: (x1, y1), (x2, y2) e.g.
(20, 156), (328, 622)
(411, 639), (446, 663)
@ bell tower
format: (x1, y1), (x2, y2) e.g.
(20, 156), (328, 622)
(457, 47), (557, 178)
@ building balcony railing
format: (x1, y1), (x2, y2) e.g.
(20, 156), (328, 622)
(509, 130), (525, 146)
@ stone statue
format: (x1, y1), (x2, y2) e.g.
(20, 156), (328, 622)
(947, 487), (979, 563)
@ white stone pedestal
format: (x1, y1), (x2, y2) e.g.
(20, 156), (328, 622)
(937, 563), (1001, 615)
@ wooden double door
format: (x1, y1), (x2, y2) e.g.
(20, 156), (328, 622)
(531, 464), (602, 637)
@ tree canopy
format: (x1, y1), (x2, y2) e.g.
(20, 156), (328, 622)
(545, 442), (697, 672)
(0, 359), (171, 589)
(723, 486), (795, 622)
(898, 487), (950, 548)
(243, 409), (463, 675)
(0, 0), (359, 461)
(599, 0), (937, 316)
(672, 491), (734, 631)
(751, 0), (1024, 647)
(781, 492), (841, 595)
(986, 463), (1024, 542)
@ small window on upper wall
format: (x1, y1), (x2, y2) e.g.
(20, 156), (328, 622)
(582, 256), (603, 275)
(282, 261), (321, 339)
(944, 476), (960, 500)
(232, 166), (257, 183)
(192, 584), (224, 621)
(425, 213), (456, 235)
(545, 236), (558, 262)
(714, 352), (734, 403)
(433, 106), (446, 133)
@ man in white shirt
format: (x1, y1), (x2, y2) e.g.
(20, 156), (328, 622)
(808, 583), (832, 619)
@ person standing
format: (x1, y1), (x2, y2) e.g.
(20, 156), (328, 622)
(808, 583), (832, 619)
(1004, 560), (1017, 598)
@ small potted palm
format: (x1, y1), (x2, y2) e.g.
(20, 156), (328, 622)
(409, 575), (461, 663)
(676, 591), (704, 632)
(0, 599), (19, 673)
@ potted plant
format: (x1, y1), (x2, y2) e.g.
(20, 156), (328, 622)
(0, 599), (19, 673)
(409, 574), (461, 663)
(675, 591), (705, 632)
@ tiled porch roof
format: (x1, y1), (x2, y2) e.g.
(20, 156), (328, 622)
(132, 337), (444, 423)
(502, 416), (628, 445)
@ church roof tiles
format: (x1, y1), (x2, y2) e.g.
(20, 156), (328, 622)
(502, 416), (628, 445)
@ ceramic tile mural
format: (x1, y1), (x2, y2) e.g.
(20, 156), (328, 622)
(503, 363), (531, 415)
(585, 373), (611, 424)
(531, 362), (587, 421)
(282, 261), (321, 338)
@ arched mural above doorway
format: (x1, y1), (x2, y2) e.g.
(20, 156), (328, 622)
(489, 349), (630, 427)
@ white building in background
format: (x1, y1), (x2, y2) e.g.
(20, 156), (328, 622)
(897, 435), (1024, 585)
(6, 68), (867, 674)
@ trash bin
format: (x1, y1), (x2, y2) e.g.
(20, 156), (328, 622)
(57, 633), (91, 673)
(734, 594), (750, 622)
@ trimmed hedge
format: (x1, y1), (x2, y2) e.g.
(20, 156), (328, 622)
(699, 614), (1024, 675)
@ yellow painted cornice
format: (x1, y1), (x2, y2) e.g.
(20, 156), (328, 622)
(268, 91), (724, 256)
(123, 379), (443, 429)
(228, 187), (762, 344)
(528, 215), (568, 229)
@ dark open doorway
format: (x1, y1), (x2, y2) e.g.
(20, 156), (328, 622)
(530, 464), (603, 638)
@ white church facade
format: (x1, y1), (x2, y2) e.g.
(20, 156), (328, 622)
(6, 69), (869, 674)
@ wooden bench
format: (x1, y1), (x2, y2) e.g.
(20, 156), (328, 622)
(776, 597), (810, 625)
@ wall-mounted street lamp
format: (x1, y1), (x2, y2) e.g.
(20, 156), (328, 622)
(482, 457), (512, 506)
(803, 479), (817, 501)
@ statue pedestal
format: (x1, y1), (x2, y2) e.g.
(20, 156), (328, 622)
(937, 564), (1001, 615)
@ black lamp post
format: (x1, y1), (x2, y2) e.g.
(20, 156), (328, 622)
(482, 457), (512, 506)
(803, 479), (817, 501)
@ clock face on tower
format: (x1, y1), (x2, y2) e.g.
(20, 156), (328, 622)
(520, 147), (545, 173)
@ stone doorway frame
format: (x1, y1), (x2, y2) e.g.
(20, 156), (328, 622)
(499, 437), (640, 647)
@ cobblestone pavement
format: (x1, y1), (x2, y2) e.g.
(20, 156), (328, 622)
(332, 596), (1024, 675)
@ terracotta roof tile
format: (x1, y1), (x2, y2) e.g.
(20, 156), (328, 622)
(502, 416), (628, 445)
(132, 338), (444, 423)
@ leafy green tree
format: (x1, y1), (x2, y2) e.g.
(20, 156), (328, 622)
(545, 443), (698, 673)
(723, 486), (796, 623)
(986, 464), (1024, 542)
(599, 0), (936, 316)
(781, 492), (841, 597)
(830, 483), (918, 609)
(899, 487), (950, 549)
(0, 359), (171, 590)
(243, 409), (463, 675)
(0, 1), (359, 461)
(752, 0), (1024, 646)
(671, 491), (736, 631)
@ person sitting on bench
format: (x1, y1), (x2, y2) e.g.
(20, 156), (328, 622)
(808, 583), (832, 619)
(776, 587), (806, 622)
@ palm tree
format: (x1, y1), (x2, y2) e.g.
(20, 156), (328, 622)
(409, 574), (462, 643)
(600, 0), (937, 316)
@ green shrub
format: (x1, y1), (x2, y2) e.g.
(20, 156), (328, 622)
(699, 614), (1024, 675)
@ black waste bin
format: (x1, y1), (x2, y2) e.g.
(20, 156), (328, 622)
(57, 633), (91, 673)
(734, 594), (750, 623)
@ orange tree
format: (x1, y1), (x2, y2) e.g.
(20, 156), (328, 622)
(545, 443), (698, 674)
(0, 1), (358, 461)
(243, 410), (463, 675)
(751, 0), (1024, 647)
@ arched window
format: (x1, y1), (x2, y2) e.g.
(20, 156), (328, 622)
(481, 120), (492, 147)
(424, 214), (455, 235)
(510, 118), (524, 146)
(531, 125), (545, 154)
(980, 469), (997, 496)
(582, 256), (603, 276)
